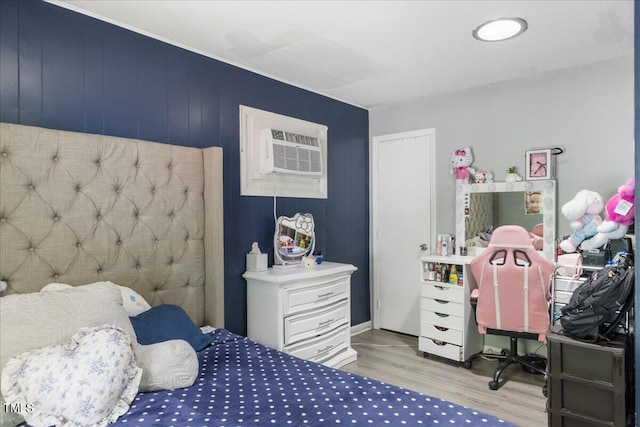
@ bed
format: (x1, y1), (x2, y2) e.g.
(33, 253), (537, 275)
(0, 122), (515, 427)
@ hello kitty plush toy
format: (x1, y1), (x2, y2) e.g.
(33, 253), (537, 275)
(580, 178), (635, 250)
(558, 190), (604, 253)
(450, 148), (475, 183)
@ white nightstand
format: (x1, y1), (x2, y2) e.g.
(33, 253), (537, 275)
(243, 262), (358, 368)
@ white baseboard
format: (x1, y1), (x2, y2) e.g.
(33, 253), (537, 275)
(351, 321), (372, 336)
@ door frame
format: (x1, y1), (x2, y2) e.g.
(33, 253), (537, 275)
(370, 128), (437, 330)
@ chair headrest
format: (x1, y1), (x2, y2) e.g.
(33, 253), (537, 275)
(471, 225), (555, 273)
(486, 225), (535, 248)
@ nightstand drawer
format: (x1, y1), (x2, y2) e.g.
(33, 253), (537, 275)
(421, 323), (463, 345)
(284, 300), (349, 346)
(421, 310), (463, 330)
(419, 336), (462, 361)
(421, 297), (463, 316)
(421, 283), (463, 303)
(284, 323), (349, 362)
(283, 277), (348, 315)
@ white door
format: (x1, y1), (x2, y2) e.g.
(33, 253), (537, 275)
(371, 129), (435, 336)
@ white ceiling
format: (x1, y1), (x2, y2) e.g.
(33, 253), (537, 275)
(47, 0), (634, 109)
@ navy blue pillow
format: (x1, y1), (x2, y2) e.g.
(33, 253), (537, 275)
(129, 304), (215, 351)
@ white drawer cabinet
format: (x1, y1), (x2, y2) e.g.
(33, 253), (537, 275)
(244, 262), (357, 368)
(418, 256), (482, 363)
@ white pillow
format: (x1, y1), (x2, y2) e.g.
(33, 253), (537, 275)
(1, 282), (136, 372)
(0, 282), (137, 427)
(1, 325), (142, 427)
(135, 340), (198, 392)
(117, 284), (152, 316)
(41, 281), (152, 316)
(39, 282), (73, 292)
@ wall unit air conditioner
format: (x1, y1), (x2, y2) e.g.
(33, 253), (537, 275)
(260, 128), (323, 176)
(240, 105), (328, 199)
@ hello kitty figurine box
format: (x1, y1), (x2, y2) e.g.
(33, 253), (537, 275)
(450, 148), (475, 183)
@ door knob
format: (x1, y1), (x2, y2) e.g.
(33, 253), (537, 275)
(419, 244), (428, 251)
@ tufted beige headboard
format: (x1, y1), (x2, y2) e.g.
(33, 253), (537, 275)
(0, 122), (224, 327)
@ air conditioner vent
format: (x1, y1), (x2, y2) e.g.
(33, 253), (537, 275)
(261, 128), (323, 176)
(271, 129), (320, 148)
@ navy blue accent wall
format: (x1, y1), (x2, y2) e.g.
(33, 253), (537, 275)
(0, 0), (370, 335)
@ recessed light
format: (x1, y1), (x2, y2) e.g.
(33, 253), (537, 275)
(473, 17), (528, 42)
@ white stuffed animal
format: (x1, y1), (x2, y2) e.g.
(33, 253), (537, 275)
(559, 190), (604, 253)
(474, 170), (494, 184)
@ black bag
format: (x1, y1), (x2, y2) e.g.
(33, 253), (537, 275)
(560, 265), (635, 341)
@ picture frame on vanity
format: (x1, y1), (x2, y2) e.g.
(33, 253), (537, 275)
(525, 149), (553, 180)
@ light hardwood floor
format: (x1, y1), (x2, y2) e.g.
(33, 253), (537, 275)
(340, 329), (547, 427)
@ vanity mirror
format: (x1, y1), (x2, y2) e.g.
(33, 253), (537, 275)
(455, 180), (556, 260)
(274, 212), (315, 267)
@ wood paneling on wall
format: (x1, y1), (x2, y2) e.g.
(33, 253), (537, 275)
(0, 0), (370, 335)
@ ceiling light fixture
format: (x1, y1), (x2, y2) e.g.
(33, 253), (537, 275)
(473, 17), (528, 42)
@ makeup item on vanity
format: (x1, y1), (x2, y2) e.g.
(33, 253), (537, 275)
(442, 264), (450, 283)
(426, 263), (436, 281)
(436, 235), (442, 256)
(439, 234), (454, 256)
(448, 265), (458, 286)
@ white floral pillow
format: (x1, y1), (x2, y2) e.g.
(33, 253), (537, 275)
(1, 325), (142, 427)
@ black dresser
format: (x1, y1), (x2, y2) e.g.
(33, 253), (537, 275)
(546, 326), (635, 426)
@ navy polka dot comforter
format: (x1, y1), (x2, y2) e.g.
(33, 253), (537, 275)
(115, 329), (515, 426)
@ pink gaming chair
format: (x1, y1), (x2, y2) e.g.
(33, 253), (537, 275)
(465, 225), (555, 391)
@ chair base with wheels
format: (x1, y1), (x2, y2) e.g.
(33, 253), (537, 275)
(463, 329), (547, 391)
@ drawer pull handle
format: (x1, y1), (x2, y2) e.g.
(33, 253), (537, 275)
(431, 339), (447, 346)
(434, 312), (449, 318)
(318, 318), (334, 327)
(317, 292), (334, 300)
(434, 299), (448, 304)
(434, 325), (449, 332)
(318, 344), (334, 354)
(435, 286), (447, 291)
